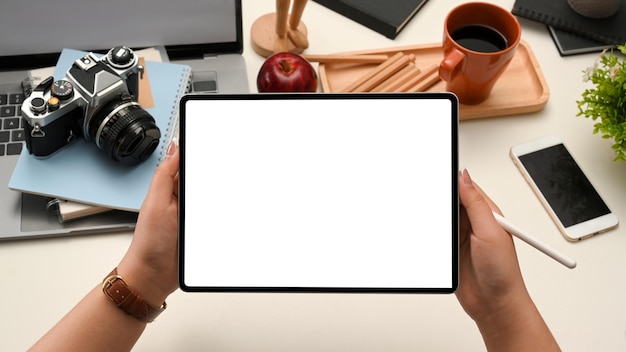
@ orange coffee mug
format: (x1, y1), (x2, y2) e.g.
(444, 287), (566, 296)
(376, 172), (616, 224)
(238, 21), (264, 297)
(439, 2), (521, 105)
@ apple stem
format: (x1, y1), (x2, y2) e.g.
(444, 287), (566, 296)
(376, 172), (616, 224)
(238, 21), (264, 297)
(279, 61), (292, 73)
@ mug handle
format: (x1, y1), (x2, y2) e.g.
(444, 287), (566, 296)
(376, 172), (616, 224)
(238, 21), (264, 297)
(439, 48), (465, 82)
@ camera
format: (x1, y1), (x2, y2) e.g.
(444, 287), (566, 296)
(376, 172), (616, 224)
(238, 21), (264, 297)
(21, 46), (160, 165)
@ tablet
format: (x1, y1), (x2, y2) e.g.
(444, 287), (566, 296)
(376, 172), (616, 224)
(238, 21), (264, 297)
(179, 93), (458, 293)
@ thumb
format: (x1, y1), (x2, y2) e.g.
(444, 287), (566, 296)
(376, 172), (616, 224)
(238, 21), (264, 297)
(458, 169), (505, 242)
(143, 142), (179, 207)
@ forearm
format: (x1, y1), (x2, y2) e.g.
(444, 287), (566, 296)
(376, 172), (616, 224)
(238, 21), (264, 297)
(28, 262), (170, 352)
(29, 145), (179, 351)
(475, 295), (561, 352)
(28, 285), (147, 352)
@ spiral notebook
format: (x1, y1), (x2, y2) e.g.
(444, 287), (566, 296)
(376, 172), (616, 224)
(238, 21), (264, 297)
(8, 48), (191, 212)
(548, 26), (614, 56)
(511, 0), (626, 44)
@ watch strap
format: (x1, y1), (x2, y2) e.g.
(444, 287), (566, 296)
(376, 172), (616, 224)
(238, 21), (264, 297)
(102, 268), (166, 323)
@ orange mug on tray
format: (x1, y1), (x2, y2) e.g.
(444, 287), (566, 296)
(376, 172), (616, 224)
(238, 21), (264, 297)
(439, 2), (521, 105)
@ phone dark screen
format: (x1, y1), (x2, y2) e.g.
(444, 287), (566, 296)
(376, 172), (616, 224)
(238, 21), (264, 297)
(518, 144), (611, 227)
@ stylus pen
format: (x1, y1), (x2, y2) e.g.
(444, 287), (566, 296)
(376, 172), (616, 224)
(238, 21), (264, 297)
(492, 211), (577, 269)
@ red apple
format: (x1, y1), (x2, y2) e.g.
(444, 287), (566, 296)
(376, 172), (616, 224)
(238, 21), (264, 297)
(257, 52), (318, 92)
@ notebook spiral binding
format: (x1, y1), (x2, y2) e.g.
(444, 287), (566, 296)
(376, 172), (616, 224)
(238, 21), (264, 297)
(158, 65), (192, 162)
(512, 1), (625, 44)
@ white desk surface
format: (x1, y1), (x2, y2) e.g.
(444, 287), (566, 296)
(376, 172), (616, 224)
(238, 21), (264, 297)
(3, 0), (626, 351)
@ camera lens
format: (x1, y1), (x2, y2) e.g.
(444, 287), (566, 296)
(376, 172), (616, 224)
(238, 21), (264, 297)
(87, 95), (161, 165)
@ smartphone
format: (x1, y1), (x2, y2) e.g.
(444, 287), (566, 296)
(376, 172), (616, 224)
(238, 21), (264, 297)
(510, 135), (618, 241)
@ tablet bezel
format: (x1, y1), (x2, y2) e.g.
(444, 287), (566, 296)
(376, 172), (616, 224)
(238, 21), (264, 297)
(179, 93), (459, 293)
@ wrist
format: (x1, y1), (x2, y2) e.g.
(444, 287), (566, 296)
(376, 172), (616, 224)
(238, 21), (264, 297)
(102, 267), (167, 323)
(116, 260), (172, 309)
(474, 292), (535, 330)
(474, 293), (558, 351)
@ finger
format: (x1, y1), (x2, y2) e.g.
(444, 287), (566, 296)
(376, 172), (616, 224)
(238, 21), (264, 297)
(161, 142), (180, 177)
(172, 172), (179, 200)
(459, 205), (471, 247)
(143, 144), (180, 206)
(470, 181), (503, 217)
(458, 169), (507, 242)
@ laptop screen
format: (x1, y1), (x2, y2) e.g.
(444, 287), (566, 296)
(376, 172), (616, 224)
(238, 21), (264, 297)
(0, 0), (242, 69)
(179, 93), (459, 293)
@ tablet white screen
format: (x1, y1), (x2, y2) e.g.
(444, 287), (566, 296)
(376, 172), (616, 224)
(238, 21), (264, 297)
(180, 94), (458, 292)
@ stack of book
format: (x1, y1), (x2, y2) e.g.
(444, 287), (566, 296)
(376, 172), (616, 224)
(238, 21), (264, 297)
(9, 48), (190, 222)
(511, 0), (624, 56)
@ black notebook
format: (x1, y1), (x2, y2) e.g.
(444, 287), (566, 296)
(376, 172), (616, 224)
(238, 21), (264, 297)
(548, 26), (614, 56)
(313, 0), (429, 39)
(512, 0), (626, 44)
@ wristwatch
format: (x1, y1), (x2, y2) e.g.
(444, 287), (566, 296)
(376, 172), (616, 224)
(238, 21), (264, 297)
(102, 268), (167, 323)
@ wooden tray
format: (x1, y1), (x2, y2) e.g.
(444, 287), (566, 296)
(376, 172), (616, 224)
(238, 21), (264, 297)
(319, 40), (550, 120)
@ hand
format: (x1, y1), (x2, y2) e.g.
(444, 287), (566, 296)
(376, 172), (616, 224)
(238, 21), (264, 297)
(28, 143), (181, 351)
(456, 169), (528, 321)
(117, 142), (180, 307)
(456, 169), (560, 351)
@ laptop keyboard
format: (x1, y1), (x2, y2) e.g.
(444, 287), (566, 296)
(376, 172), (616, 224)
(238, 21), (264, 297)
(0, 92), (25, 157)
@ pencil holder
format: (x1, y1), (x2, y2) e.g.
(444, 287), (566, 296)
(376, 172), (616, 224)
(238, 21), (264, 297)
(567, 0), (620, 19)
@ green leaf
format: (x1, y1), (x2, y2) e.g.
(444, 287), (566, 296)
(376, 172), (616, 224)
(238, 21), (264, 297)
(577, 44), (626, 161)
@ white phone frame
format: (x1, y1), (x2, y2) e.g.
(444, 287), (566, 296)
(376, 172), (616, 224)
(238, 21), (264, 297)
(510, 135), (618, 241)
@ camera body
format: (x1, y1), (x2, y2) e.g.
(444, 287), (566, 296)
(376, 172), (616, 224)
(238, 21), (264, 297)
(21, 46), (161, 165)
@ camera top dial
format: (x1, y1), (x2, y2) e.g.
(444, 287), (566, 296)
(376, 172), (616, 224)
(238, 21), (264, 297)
(106, 46), (137, 69)
(51, 80), (74, 101)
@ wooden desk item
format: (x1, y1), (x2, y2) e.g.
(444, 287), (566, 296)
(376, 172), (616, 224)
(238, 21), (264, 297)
(251, 0), (310, 58)
(319, 41), (550, 120)
(343, 53), (416, 92)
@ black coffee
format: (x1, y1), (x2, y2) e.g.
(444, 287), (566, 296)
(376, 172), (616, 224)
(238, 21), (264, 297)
(451, 24), (508, 53)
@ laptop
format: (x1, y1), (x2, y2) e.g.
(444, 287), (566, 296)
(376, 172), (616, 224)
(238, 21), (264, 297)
(0, 0), (249, 240)
(179, 93), (459, 293)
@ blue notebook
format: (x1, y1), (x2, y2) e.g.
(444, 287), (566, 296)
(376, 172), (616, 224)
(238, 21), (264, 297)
(9, 49), (191, 212)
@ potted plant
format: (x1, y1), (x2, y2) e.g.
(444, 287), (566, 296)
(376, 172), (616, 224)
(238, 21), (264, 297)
(576, 44), (626, 161)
